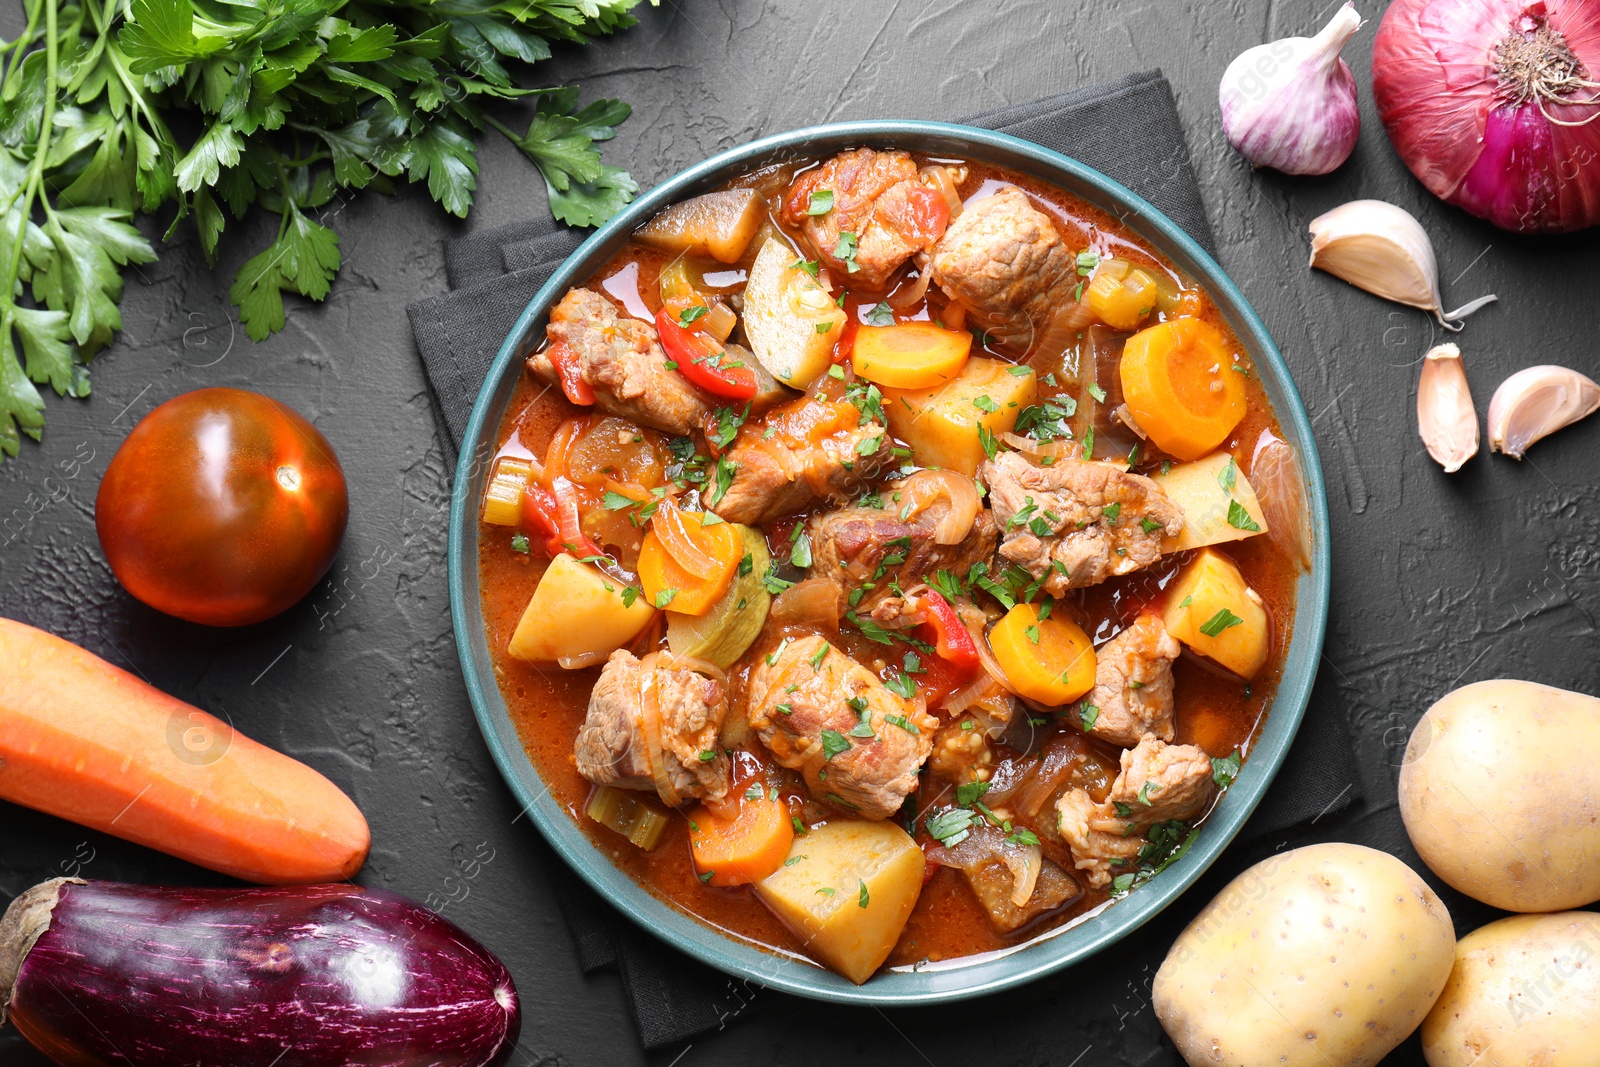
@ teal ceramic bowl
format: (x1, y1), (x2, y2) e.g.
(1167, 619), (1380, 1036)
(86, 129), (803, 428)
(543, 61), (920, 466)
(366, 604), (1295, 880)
(447, 121), (1331, 1005)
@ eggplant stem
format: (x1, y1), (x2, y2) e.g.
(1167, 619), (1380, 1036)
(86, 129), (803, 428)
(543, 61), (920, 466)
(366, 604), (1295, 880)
(0, 878), (76, 1027)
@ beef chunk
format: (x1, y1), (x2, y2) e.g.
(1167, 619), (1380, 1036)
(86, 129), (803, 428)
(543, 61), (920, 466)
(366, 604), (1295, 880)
(1054, 736), (1216, 888)
(1086, 614), (1181, 747)
(979, 451), (1183, 595)
(704, 397), (894, 525)
(784, 148), (949, 290)
(808, 490), (998, 618)
(931, 186), (1071, 342)
(574, 650), (729, 805)
(532, 288), (711, 436)
(747, 635), (936, 819)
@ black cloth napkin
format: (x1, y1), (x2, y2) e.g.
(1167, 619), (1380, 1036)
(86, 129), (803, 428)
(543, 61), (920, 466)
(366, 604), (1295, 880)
(408, 68), (1361, 1051)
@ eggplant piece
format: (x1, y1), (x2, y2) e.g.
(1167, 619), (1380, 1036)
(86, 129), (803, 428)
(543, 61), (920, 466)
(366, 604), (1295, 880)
(0, 879), (519, 1067)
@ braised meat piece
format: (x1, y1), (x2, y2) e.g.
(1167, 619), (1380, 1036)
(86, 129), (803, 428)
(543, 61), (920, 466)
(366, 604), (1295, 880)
(1085, 615), (1182, 748)
(979, 451), (1183, 595)
(807, 476), (998, 618)
(574, 650), (730, 805)
(704, 396), (894, 525)
(931, 186), (1071, 342)
(747, 635), (936, 819)
(784, 148), (951, 290)
(927, 824), (1082, 933)
(1055, 736), (1216, 888)
(533, 288), (711, 436)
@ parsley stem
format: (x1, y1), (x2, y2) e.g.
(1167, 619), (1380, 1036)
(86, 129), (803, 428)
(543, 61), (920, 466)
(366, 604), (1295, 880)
(3, 0), (57, 300)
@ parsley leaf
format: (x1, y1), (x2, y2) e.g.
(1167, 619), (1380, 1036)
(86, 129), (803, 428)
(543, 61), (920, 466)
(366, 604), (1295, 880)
(808, 189), (835, 215)
(865, 301), (894, 326)
(820, 730), (851, 761)
(1227, 500), (1262, 532)
(1212, 750), (1242, 787)
(1198, 607), (1245, 636)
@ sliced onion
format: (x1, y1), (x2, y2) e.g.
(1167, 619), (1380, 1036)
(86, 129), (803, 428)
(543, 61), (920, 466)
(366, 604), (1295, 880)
(920, 165), (964, 219)
(1250, 429), (1313, 570)
(887, 256), (934, 309)
(772, 577), (844, 627)
(651, 497), (720, 579)
(924, 824), (1041, 906)
(558, 649), (613, 670)
(998, 431), (1075, 460)
(1004, 843), (1043, 907)
(896, 469), (981, 544)
(1113, 403), (1148, 440)
(633, 666), (682, 808)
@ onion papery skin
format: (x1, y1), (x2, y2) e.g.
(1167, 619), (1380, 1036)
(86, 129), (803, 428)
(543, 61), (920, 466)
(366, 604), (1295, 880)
(1374, 0), (1600, 233)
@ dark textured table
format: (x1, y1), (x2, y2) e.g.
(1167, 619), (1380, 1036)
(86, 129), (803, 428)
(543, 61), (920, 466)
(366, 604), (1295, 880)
(4, 2), (1599, 1064)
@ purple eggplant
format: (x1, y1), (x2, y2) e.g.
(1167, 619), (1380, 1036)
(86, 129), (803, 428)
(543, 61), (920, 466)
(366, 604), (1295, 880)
(0, 879), (520, 1067)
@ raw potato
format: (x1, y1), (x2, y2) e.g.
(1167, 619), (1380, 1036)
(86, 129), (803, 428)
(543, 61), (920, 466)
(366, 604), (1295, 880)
(1399, 679), (1600, 912)
(742, 236), (846, 388)
(506, 555), (655, 665)
(1161, 548), (1270, 678)
(1155, 843), (1455, 1067)
(1422, 911), (1600, 1067)
(883, 357), (1036, 476)
(755, 820), (924, 984)
(1150, 451), (1268, 552)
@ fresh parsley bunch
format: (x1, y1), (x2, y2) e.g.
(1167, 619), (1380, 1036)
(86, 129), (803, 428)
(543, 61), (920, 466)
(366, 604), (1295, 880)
(0, 0), (650, 459)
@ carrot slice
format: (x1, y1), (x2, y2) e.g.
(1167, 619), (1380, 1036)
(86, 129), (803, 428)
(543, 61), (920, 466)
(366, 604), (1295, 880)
(637, 509), (741, 614)
(688, 780), (795, 886)
(852, 322), (972, 389)
(1119, 317), (1246, 461)
(988, 604), (1096, 706)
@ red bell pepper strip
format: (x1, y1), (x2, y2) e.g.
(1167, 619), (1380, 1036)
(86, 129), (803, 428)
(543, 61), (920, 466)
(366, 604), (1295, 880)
(915, 589), (980, 674)
(655, 308), (757, 401)
(546, 340), (595, 406)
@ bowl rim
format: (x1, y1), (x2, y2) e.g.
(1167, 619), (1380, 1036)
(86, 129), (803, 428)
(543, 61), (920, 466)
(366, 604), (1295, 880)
(446, 119), (1332, 1005)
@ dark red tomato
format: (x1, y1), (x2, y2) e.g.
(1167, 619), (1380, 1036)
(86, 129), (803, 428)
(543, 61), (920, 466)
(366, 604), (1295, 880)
(95, 388), (349, 627)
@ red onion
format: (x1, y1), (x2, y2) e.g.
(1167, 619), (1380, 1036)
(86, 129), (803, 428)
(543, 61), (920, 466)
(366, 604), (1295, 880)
(1374, 0), (1600, 233)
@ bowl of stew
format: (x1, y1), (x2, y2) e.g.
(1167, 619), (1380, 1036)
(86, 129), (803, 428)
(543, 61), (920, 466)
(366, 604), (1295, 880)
(448, 121), (1330, 1003)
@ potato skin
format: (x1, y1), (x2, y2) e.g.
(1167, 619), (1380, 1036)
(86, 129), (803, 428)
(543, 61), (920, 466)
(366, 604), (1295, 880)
(1399, 679), (1600, 912)
(1154, 842), (1455, 1067)
(1422, 912), (1600, 1067)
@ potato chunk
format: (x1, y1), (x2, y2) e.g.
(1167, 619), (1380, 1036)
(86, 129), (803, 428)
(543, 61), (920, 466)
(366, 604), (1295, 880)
(743, 236), (846, 388)
(507, 555), (656, 665)
(755, 820), (924, 984)
(883, 357), (1036, 476)
(1149, 451), (1268, 552)
(1161, 548), (1268, 678)
(634, 189), (762, 263)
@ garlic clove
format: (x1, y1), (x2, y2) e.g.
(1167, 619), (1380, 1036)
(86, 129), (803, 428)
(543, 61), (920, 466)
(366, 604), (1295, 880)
(1307, 199), (1497, 331)
(1486, 365), (1600, 459)
(1416, 343), (1478, 472)
(1219, 4), (1363, 176)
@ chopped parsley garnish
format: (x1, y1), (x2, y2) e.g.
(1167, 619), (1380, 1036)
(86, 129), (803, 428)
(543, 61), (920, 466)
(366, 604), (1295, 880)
(1102, 502), (1121, 526)
(698, 750), (717, 762)
(510, 533), (530, 554)
(858, 881), (870, 908)
(1013, 397), (1077, 442)
(1227, 500), (1262, 532)
(765, 636), (793, 666)
(1007, 828), (1041, 847)
(884, 712), (919, 733)
(708, 455), (737, 506)
(790, 532), (813, 568)
(699, 871), (714, 883)
(1179, 594), (1193, 609)
(1007, 365), (1032, 376)
(833, 232), (860, 273)
(762, 562), (795, 595)
(1218, 455), (1238, 492)
(654, 588), (678, 609)
(1081, 424), (1095, 458)
(826, 792), (860, 811)
(1025, 624), (1041, 644)
(775, 702), (793, 716)
(1141, 517), (1162, 534)
(978, 423), (998, 460)
(808, 642), (830, 669)
(816, 321), (834, 335)
(972, 394), (998, 413)
(808, 189), (835, 215)
(745, 783), (765, 801)
(820, 730), (851, 761)
(856, 434), (883, 456)
(816, 886), (835, 897)
(708, 404), (749, 450)
(846, 611), (897, 646)
(677, 305), (708, 326)
(1078, 703), (1100, 732)
(621, 585), (641, 608)
(865, 301), (894, 326)
(1212, 750), (1242, 787)
(884, 672), (916, 699)
(1137, 781), (1158, 806)
(925, 807), (976, 847)
(902, 650), (925, 674)
(1076, 250), (1101, 276)
(1087, 381), (1107, 403)
(1198, 607), (1245, 636)
(956, 781), (990, 807)
(784, 855), (805, 867)
(847, 695), (875, 738)
(792, 258), (821, 278)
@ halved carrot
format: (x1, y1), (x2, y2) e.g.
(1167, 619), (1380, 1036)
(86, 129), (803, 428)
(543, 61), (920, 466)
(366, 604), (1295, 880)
(0, 617), (370, 885)
(688, 781), (794, 886)
(637, 504), (742, 615)
(852, 322), (972, 389)
(988, 603), (1096, 706)
(1119, 317), (1246, 461)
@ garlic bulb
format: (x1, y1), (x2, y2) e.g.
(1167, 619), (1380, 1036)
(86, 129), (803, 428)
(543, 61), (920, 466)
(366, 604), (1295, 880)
(1416, 343), (1477, 473)
(1219, 4), (1362, 175)
(1308, 200), (1497, 331)
(1487, 366), (1600, 459)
